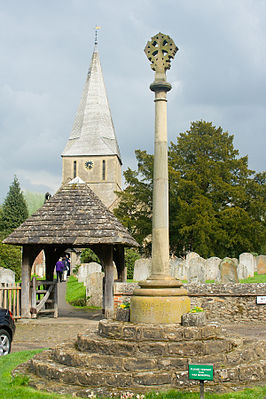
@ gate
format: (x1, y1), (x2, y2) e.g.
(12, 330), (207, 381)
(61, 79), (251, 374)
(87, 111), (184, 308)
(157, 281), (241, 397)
(31, 277), (58, 318)
(0, 283), (21, 319)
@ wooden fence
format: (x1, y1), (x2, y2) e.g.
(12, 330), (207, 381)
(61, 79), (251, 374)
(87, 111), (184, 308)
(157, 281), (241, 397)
(0, 283), (21, 319)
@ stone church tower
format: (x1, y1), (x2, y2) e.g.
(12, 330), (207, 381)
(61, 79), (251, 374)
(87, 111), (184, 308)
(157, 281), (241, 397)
(61, 39), (122, 210)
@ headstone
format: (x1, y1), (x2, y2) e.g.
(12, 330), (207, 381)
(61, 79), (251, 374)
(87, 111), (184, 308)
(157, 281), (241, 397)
(237, 263), (249, 280)
(133, 258), (152, 281)
(187, 256), (206, 283)
(78, 262), (102, 283)
(86, 272), (104, 307)
(257, 255), (266, 275)
(0, 267), (15, 284)
(186, 252), (200, 262)
(219, 258), (239, 283)
(232, 258), (239, 266)
(239, 253), (255, 278)
(205, 257), (221, 281)
(170, 258), (188, 280)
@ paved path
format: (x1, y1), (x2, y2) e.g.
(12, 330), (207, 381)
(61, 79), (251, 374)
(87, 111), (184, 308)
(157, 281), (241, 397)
(12, 280), (103, 352)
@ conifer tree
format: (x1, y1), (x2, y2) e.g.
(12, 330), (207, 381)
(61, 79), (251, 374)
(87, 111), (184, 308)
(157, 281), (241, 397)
(1, 176), (29, 233)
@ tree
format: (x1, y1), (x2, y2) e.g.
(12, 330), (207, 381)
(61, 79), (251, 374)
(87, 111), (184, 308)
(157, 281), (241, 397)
(1, 176), (29, 233)
(0, 231), (21, 280)
(114, 121), (266, 259)
(0, 176), (28, 280)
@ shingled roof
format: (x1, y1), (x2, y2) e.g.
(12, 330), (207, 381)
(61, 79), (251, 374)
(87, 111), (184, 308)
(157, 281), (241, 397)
(3, 180), (137, 247)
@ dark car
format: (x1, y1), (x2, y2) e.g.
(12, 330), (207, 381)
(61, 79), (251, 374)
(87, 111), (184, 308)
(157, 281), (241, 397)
(0, 308), (16, 356)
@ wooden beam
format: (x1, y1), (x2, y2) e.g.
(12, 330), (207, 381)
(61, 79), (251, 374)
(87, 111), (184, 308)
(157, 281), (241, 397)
(21, 246), (34, 318)
(101, 245), (114, 319)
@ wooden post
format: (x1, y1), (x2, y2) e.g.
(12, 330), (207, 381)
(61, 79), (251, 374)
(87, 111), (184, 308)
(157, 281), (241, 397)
(54, 282), (58, 318)
(31, 276), (37, 318)
(200, 380), (205, 399)
(102, 246), (114, 319)
(21, 246), (32, 318)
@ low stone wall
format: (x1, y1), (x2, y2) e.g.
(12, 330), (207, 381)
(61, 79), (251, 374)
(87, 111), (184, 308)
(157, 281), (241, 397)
(185, 283), (266, 322)
(114, 282), (266, 323)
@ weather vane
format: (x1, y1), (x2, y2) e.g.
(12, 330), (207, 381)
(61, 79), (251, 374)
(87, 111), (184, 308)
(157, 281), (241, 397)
(94, 25), (101, 46)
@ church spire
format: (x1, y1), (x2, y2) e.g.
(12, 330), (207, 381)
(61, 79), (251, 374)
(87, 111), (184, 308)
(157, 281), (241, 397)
(62, 33), (122, 163)
(61, 32), (122, 210)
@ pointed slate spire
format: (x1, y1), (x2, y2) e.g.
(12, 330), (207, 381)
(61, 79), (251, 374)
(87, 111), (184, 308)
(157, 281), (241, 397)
(62, 41), (122, 163)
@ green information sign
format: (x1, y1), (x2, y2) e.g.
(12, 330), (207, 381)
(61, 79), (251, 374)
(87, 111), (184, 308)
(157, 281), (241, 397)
(188, 364), (214, 381)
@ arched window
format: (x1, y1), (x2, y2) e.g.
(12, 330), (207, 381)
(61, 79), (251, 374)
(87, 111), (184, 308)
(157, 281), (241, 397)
(102, 160), (106, 180)
(73, 161), (77, 178)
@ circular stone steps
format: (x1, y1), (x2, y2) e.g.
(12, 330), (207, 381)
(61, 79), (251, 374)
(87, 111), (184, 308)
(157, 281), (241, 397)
(76, 331), (236, 358)
(14, 320), (266, 397)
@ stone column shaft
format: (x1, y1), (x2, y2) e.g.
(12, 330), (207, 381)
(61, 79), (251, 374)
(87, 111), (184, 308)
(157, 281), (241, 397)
(151, 90), (170, 278)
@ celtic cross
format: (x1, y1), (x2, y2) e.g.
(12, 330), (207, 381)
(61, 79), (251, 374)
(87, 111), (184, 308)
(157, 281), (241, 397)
(144, 32), (178, 75)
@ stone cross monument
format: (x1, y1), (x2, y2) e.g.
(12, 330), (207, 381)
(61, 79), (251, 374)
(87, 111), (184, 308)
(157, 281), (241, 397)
(130, 33), (190, 324)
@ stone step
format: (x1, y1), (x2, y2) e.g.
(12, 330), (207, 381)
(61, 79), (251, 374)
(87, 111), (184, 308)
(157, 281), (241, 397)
(26, 353), (266, 393)
(50, 337), (265, 372)
(32, 335), (265, 374)
(76, 331), (237, 358)
(52, 344), (188, 371)
(98, 320), (224, 342)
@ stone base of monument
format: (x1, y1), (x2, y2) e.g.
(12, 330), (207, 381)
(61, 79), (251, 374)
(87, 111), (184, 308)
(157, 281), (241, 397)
(130, 294), (190, 324)
(130, 278), (190, 324)
(14, 319), (265, 397)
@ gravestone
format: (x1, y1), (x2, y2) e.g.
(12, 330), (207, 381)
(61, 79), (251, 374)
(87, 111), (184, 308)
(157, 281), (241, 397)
(133, 258), (152, 281)
(171, 258), (188, 280)
(186, 252), (200, 262)
(187, 256), (206, 283)
(239, 253), (255, 277)
(206, 257), (221, 281)
(86, 272), (104, 307)
(237, 263), (248, 280)
(257, 255), (266, 275)
(219, 258), (239, 283)
(78, 262), (102, 284)
(0, 267), (15, 284)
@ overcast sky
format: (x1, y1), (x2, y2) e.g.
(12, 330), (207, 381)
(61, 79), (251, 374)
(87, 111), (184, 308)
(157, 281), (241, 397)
(0, 0), (265, 202)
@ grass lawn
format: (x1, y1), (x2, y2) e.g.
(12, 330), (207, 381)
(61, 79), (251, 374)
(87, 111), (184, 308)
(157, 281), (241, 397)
(65, 275), (86, 305)
(66, 275), (100, 309)
(239, 272), (266, 283)
(0, 350), (73, 399)
(0, 351), (265, 399)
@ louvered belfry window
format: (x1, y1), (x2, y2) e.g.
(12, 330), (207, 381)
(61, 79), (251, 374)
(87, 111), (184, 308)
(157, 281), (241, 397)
(102, 160), (106, 180)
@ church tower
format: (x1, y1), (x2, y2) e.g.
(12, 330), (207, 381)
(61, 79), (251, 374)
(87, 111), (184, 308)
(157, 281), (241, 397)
(61, 33), (122, 210)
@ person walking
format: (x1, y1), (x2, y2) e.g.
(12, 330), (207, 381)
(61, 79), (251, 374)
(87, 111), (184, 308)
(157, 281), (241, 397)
(56, 258), (64, 282)
(62, 256), (68, 281)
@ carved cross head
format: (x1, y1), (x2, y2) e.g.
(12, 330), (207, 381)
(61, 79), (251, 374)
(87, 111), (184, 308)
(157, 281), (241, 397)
(144, 32), (178, 73)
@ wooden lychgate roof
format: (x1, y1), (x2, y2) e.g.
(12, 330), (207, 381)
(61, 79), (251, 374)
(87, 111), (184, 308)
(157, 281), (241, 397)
(3, 180), (137, 247)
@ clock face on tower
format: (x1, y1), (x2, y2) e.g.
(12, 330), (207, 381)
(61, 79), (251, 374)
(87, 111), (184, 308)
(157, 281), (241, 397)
(85, 160), (94, 170)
